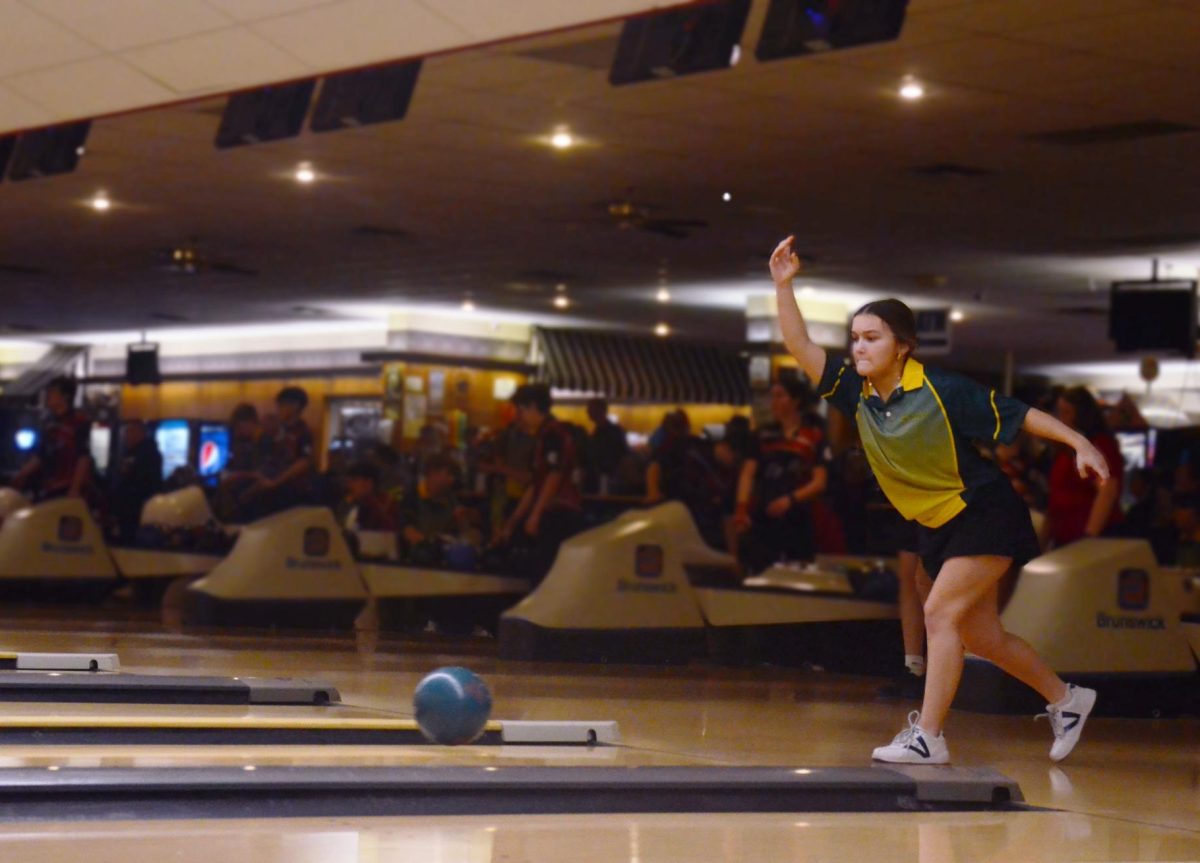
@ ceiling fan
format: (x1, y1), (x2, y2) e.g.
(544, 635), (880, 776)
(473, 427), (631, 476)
(155, 239), (258, 277)
(599, 190), (709, 240)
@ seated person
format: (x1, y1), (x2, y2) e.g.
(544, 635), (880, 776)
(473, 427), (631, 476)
(343, 461), (399, 533)
(400, 454), (474, 568)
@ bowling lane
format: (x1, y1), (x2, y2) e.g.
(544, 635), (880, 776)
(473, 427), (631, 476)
(0, 623), (1197, 833)
(1, 811), (1199, 863)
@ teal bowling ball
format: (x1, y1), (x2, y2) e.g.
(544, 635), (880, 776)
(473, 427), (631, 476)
(413, 666), (493, 745)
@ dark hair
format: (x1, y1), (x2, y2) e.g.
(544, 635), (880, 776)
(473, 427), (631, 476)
(773, 375), (812, 406)
(230, 402), (259, 425)
(852, 298), (919, 353)
(367, 441), (399, 465)
(46, 375), (77, 401)
(1058, 386), (1109, 438)
(275, 386), (309, 410)
(345, 460), (380, 483)
(512, 383), (552, 414)
(586, 397), (608, 414)
(723, 419), (752, 458)
(423, 453), (458, 476)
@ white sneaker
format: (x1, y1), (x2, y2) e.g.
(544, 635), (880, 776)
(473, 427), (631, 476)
(871, 710), (950, 764)
(1040, 684), (1097, 762)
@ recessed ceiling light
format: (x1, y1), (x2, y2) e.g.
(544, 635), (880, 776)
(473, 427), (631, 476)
(90, 193), (111, 212)
(461, 299), (476, 312)
(555, 282), (568, 293)
(295, 163), (316, 183)
(654, 322), (670, 337)
(656, 287), (671, 303)
(722, 192), (732, 202)
(554, 295), (570, 309)
(550, 129), (574, 149)
(899, 78), (925, 101)
(950, 309), (965, 322)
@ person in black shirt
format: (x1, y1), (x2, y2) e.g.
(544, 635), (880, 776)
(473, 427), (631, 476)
(243, 387), (315, 516)
(111, 419), (163, 543)
(734, 378), (831, 570)
(585, 397), (629, 493)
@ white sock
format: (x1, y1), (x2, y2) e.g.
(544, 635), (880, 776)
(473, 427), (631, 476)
(1051, 685), (1074, 709)
(905, 655), (926, 677)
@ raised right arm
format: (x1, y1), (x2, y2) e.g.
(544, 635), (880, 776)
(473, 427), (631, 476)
(770, 236), (827, 385)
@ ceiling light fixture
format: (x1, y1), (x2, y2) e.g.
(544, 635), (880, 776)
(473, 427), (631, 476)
(461, 298), (476, 312)
(950, 309), (965, 322)
(554, 295), (570, 309)
(899, 77), (925, 101)
(90, 193), (111, 212)
(654, 322), (670, 337)
(550, 129), (574, 150)
(295, 163), (316, 184)
(656, 287), (671, 303)
(722, 192), (732, 202)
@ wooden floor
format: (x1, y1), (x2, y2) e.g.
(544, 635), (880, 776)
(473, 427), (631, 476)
(0, 608), (1197, 863)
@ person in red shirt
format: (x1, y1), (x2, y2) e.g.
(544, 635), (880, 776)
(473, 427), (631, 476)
(343, 461), (399, 533)
(497, 383), (583, 581)
(11, 376), (94, 502)
(1043, 386), (1123, 547)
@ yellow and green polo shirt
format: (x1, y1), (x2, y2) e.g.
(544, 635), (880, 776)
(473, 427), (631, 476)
(817, 354), (1029, 528)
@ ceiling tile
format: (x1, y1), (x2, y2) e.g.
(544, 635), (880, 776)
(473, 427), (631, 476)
(417, 0), (673, 42)
(202, 0), (338, 22)
(124, 28), (311, 95)
(251, 0), (469, 70)
(23, 0), (232, 51)
(6, 57), (172, 119)
(0, 83), (53, 131)
(0, 0), (100, 78)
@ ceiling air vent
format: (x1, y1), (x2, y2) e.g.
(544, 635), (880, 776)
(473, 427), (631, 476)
(0, 263), (48, 276)
(910, 163), (992, 179)
(352, 225), (413, 240)
(1030, 120), (1197, 147)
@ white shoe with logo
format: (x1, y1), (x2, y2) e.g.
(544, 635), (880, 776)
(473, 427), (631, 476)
(1040, 684), (1097, 762)
(871, 710), (950, 764)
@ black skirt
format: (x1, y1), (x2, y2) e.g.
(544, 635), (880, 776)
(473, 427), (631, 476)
(917, 479), (1041, 579)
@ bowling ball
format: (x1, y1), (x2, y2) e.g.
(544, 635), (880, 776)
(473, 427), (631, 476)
(413, 666), (493, 745)
(444, 541), (477, 572)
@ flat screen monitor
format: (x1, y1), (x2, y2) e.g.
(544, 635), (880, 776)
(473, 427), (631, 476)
(197, 424), (230, 479)
(155, 419), (191, 481)
(1109, 279), (1198, 358)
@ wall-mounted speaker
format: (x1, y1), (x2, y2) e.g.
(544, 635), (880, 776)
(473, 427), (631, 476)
(126, 342), (161, 385)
